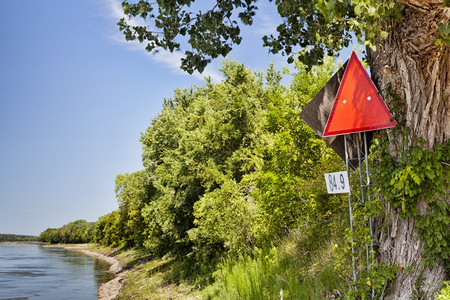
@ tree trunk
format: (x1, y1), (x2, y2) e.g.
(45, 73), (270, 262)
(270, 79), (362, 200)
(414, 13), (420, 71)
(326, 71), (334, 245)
(368, 1), (449, 299)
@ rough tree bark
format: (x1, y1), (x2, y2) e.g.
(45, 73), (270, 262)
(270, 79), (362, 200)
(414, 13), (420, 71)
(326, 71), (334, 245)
(368, 1), (449, 299)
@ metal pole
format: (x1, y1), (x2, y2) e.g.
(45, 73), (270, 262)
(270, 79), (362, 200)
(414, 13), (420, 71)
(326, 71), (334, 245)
(364, 132), (375, 299)
(344, 134), (357, 282)
(364, 132), (374, 253)
(356, 134), (370, 267)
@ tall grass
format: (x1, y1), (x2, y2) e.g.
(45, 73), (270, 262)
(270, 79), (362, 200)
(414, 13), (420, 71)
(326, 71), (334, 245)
(203, 230), (345, 299)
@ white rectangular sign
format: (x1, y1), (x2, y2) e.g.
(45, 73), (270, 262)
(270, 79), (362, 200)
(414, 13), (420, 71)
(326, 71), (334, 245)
(325, 171), (350, 194)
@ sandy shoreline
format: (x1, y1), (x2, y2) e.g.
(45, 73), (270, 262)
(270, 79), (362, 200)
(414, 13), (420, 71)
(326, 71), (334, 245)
(43, 244), (127, 300)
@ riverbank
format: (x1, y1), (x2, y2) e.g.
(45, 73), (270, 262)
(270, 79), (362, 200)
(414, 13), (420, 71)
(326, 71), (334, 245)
(42, 244), (202, 299)
(44, 244), (127, 300)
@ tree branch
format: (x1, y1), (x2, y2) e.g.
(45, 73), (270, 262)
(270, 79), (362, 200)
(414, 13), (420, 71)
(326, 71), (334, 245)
(178, 0), (223, 28)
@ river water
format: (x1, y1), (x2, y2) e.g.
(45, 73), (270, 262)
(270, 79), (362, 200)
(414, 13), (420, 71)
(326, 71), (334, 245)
(0, 244), (114, 300)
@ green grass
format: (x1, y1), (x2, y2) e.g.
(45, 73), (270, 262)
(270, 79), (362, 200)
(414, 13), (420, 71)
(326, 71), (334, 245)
(92, 228), (346, 299)
(202, 230), (345, 299)
(117, 256), (202, 300)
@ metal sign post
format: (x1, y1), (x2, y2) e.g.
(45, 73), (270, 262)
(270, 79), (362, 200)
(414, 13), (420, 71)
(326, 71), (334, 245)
(300, 51), (397, 292)
(324, 132), (375, 283)
(344, 134), (357, 282)
(344, 132), (374, 282)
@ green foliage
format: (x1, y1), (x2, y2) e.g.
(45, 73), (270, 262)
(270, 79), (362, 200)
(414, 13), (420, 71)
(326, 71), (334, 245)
(248, 57), (345, 247)
(118, 0), (404, 72)
(191, 177), (255, 257)
(436, 281), (450, 300)
(437, 23), (450, 46)
(370, 84), (450, 269)
(331, 175), (401, 298)
(94, 211), (121, 246)
(372, 136), (450, 267)
(140, 60), (268, 258)
(115, 170), (155, 248)
(88, 58), (364, 296)
(118, 0), (255, 73)
(39, 219), (95, 244)
(38, 228), (60, 244)
(203, 231), (346, 299)
(108, 58), (346, 273)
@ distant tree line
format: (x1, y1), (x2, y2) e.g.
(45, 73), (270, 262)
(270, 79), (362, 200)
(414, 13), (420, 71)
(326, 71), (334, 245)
(0, 234), (39, 242)
(39, 220), (95, 244)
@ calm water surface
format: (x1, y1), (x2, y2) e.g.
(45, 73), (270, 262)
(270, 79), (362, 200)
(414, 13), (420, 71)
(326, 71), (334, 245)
(0, 244), (114, 300)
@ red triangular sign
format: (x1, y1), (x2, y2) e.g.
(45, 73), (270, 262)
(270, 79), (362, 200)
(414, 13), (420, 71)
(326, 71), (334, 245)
(323, 52), (396, 137)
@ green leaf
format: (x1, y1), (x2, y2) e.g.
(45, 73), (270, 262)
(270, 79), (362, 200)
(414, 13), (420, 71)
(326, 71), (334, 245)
(438, 23), (450, 36)
(411, 173), (421, 185)
(436, 199), (448, 210)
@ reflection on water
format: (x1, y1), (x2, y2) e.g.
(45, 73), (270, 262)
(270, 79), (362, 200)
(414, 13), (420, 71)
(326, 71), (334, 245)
(0, 244), (114, 300)
(93, 256), (115, 286)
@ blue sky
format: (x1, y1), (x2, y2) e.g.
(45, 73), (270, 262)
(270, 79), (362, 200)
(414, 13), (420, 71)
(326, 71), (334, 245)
(0, 0), (297, 236)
